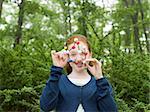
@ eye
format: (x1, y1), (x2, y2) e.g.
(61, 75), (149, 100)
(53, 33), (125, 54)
(80, 52), (85, 56)
(70, 53), (76, 57)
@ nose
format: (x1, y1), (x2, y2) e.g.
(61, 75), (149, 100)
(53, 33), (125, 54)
(75, 54), (84, 62)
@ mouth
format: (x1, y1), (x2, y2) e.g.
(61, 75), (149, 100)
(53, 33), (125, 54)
(75, 62), (84, 68)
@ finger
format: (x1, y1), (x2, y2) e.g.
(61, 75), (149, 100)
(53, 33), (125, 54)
(51, 50), (56, 56)
(59, 52), (63, 59)
(60, 52), (67, 61)
(62, 53), (68, 62)
(86, 58), (101, 64)
(84, 58), (96, 62)
(64, 53), (68, 59)
(85, 62), (95, 73)
(51, 50), (57, 60)
(96, 59), (102, 67)
(54, 51), (61, 56)
(51, 50), (61, 58)
(84, 58), (97, 67)
(64, 56), (69, 62)
(85, 62), (92, 70)
(53, 51), (63, 59)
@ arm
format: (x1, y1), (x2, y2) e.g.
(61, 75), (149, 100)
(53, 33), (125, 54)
(96, 77), (118, 112)
(40, 66), (63, 112)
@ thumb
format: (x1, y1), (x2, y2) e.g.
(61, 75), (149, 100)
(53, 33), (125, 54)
(84, 61), (92, 71)
(51, 50), (56, 56)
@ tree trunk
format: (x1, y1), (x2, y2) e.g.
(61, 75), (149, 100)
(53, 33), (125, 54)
(0, 0), (3, 19)
(63, 3), (68, 36)
(67, 0), (72, 34)
(81, 0), (87, 37)
(131, 0), (142, 52)
(138, 0), (150, 52)
(14, 0), (25, 47)
(62, 0), (71, 36)
(131, 12), (142, 52)
(112, 24), (116, 46)
(87, 20), (101, 41)
(124, 0), (142, 52)
(118, 33), (122, 48)
(125, 28), (131, 53)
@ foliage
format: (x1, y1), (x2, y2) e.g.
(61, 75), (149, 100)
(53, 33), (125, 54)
(108, 51), (150, 112)
(0, 37), (63, 111)
(0, 37), (149, 111)
(0, 86), (40, 111)
(0, 0), (149, 111)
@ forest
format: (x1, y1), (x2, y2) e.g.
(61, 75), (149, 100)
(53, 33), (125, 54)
(0, 0), (149, 111)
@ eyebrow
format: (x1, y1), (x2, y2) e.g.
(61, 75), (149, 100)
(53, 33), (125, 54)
(70, 51), (77, 54)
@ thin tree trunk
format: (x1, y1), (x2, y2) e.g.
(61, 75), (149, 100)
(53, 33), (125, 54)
(125, 28), (131, 53)
(131, 0), (142, 52)
(14, 0), (25, 47)
(62, 0), (71, 36)
(0, 0), (3, 19)
(87, 20), (101, 41)
(102, 0), (105, 9)
(118, 33), (122, 48)
(64, 15), (68, 36)
(67, 0), (72, 34)
(112, 24), (116, 46)
(138, 0), (150, 52)
(132, 12), (142, 52)
(124, 0), (142, 52)
(63, 4), (68, 36)
(81, 0), (87, 37)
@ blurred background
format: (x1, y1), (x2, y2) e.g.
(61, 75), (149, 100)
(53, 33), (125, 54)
(0, 0), (149, 111)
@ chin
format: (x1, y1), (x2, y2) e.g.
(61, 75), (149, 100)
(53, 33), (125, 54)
(75, 66), (86, 72)
(70, 63), (86, 72)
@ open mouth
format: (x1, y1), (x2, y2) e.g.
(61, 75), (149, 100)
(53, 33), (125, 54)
(75, 62), (84, 68)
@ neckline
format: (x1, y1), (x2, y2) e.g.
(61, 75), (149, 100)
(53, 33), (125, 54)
(65, 75), (93, 87)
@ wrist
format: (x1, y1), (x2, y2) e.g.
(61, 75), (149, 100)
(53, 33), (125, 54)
(53, 64), (64, 68)
(94, 74), (103, 80)
(52, 65), (63, 69)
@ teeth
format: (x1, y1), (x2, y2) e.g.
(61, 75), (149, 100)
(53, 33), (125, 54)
(77, 63), (83, 67)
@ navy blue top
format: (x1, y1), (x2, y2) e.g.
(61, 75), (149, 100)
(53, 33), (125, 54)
(40, 66), (118, 112)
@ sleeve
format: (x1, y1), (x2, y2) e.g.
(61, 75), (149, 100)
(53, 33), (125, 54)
(40, 65), (63, 112)
(96, 77), (118, 112)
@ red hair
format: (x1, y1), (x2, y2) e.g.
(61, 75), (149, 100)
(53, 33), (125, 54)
(65, 34), (92, 74)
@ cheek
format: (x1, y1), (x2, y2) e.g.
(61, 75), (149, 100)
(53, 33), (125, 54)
(70, 56), (76, 60)
(69, 63), (74, 67)
(85, 53), (92, 59)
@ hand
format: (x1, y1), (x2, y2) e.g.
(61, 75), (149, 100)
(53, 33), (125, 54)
(51, 50), (68, 68)
(84, 58), (103, 79)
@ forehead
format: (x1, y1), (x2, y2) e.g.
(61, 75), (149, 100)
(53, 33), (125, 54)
(68, 41), (88, 50)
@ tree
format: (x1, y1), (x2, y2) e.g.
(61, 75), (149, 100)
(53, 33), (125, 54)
(14, 0), (25, 47)
(0, 0), (3, 19)
(138, 0), (150, 52)
(124, 0), (142, 52)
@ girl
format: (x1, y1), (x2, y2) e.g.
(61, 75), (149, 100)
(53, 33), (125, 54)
(40, 35), (117, 112)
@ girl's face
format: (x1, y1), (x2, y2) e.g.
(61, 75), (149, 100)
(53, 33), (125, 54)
(68, 41), (92, 72)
